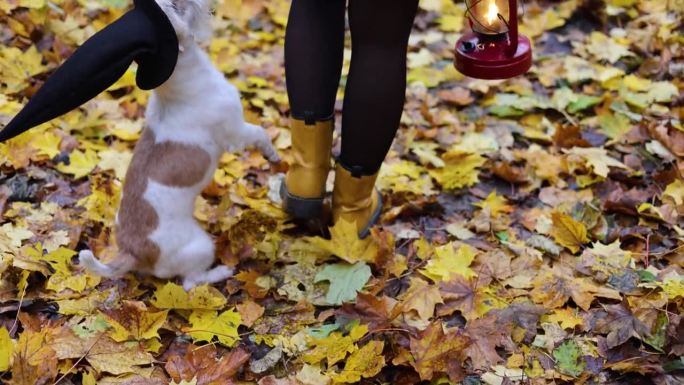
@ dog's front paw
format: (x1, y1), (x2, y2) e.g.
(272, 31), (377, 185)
(258, 136), (280, 163)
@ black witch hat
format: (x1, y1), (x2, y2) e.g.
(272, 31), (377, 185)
(0, 0), (178, 142)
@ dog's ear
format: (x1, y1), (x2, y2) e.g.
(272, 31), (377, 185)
(161, 0), (212, 42)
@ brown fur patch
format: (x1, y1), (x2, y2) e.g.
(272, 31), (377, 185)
(116, 128), (211, 271)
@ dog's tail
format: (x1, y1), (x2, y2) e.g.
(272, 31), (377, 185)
(78, 250), (136, 278)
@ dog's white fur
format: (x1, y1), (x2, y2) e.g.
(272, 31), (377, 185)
(79, 0), (279, 290)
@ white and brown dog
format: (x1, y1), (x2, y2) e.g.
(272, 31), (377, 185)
(79, 0), (279, 290)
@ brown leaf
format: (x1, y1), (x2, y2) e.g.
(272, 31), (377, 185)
(463, 315), (509, 370)
(236, 270), (270, 299)
(336, 292), (401, 332)
(398, 277), (443, 323)
(165, 344), (250, 385)
(553, 124), (591, 148)
(437, 276), (487, 321)
(237, 299), (265, 328)
(410, 322), (469, 382)
(593, 303), (650, 348)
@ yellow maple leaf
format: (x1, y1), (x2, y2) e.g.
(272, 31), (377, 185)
(187, 309), (241, 347)
(46, 249), (101, 294)
(547, 308), (584, 330)
(303, 333), (355, 367)
(308, 218), (379, 264)
(429, 151), (486, 190)
(474, 191), (514, 217)
(550, 212), (589, 254)
(56, 149), (100, 179)
(104, 302), (168, 342)
(420, 243), (478, 282)
(30, 130), (62, 159)
(330, 340), (385, 384)
(0, 327), (12, 371)
(151, 283), (227, 310)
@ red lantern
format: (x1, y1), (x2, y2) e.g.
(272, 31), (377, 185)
(454, 0), (532, 79)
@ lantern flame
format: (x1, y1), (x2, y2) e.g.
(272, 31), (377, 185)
(485, 0), (499, 25)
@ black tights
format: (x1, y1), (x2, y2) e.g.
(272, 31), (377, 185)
(285, 0), (419, 175)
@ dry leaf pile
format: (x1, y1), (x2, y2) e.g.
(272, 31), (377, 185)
(0, 0), (683, 384)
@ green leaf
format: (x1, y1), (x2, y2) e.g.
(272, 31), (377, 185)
(314, 262), (372, 306)
(553, 340), (586, 377)
(643, 312), (668, 352)
(568, 95), (602, 114)
(599, 112), (632, 140)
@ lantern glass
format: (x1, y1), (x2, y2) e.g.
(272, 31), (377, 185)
(466, 0), (510, 35)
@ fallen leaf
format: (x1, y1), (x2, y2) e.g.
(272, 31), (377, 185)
(314, 262), (372, 306)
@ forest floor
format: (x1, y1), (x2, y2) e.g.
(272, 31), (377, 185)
(0, 0), (683, 384)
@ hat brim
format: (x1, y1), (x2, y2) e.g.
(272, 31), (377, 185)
(134, 0), (179, 90)
(0, 0), (179, 142)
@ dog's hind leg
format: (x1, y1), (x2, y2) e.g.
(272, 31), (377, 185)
(172, 234), (233, 291)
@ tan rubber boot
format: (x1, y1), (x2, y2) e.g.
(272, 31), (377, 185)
(331, 163), (383, 239)
(281, 117), (333, 219)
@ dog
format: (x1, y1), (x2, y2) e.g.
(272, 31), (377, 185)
(79, 0), (279, 290)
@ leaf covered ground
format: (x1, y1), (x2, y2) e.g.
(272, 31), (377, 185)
(0, 0), (684, 384)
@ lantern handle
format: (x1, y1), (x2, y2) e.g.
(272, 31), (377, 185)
(505, 0), (519, 57)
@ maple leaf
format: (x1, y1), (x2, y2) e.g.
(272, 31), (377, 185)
(548, 307), (584, 330)
(187, 308), (242, 347)
(102, 301), (168, 342)
(399, 277), (443, 326)
(329, 340), (385, 384)
(463, 315), (511, 370)
(420, 243), (477, 282)
(437, 275), (491, 321)
(578, 241), (632, 280)
(593, 303), (650, 348)
(565, 147), (629, 178)
(303, 332), (355, 367)
(166, 344), (250, 385)
(85, 336), (154, 375)
(308, 219), (379, 264)
(550, 212), (589, 254)
(410, 322), (469, 382)
(314, 262), (372, 306)
(10, 328), (58, 385)
(336, 292), (401, 332)
(473, 191), (513, 217)
(429, 151), (486, 190)
(151, 283), (227, 310)
(553, 340), (586, 377)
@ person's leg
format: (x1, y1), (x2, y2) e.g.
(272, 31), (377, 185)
(282, 0), (347, 219)
(332, 0), (418, 237)
(285, 0), (346, 122)
(340, 0), (419, 174)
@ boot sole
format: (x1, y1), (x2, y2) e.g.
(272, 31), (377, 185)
(280, 182), (325, 220)
(358, 191), (383, 239)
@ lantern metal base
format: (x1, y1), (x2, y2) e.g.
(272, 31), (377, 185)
(454, 32), (532, 80)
